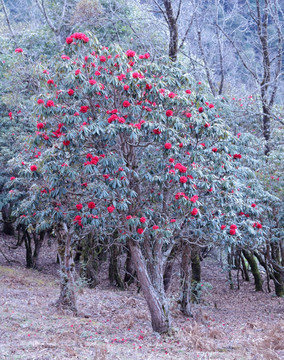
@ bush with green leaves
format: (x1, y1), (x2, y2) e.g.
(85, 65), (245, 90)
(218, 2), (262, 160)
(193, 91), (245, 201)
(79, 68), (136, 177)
(10, 32), (268, 332)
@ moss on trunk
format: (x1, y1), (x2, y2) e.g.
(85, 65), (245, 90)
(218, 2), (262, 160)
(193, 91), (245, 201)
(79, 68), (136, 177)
(243, 250), (263, 292)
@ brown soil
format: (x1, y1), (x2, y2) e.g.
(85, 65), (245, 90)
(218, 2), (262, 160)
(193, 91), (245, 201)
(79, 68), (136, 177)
(0, 233), (283, 360)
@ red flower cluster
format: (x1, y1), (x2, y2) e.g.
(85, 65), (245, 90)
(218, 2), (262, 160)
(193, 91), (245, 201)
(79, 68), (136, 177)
(46, 100), (55, 107)
(191, 208), (198, 216)
(80, 106), (89, 113)
(74, 215), (83, 227)
(107, 206), (115, 213)
(179, 176), (187, 184)
(230, 224), (237, 235)
(153, 225), (159, 230)
(166, 110), (173, 117)
(30, 165), (37, 171)
(68, 89), (74, 96)
(76, 204), (83, 210)
(37, 122), (44, 129)
(233, 154), (242, 159)
(66, 33), (89, 44)
(189, 195), (198, 203)
(140, 217), (146, 223)
(126, 49), (136, 58)
(137, 228), (144, 234)
(139, 53), (150, 59)
(88, 202), (96, 209)
(164, 143), (172, 150)
(52, 123), (65, 138)
(175, 163), (187, 173)
(253, 222), (262, 229)
(175, 192), (189, 200)
(84, 154), (99, 166)
(15, 48), (23, 53)
(153, 128), (161, 135)
(212, 147), (218, 152)
(123, 100), (131, 108)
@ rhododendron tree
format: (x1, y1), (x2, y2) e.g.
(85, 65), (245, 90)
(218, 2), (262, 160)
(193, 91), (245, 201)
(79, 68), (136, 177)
(13, 32), (268, 333)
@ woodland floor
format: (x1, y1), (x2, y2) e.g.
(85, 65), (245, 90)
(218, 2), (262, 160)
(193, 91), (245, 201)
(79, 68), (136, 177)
(0, 234), (283, 360)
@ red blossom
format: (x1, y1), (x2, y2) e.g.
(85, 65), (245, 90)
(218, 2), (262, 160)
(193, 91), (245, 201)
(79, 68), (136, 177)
(46, 100), (55, 107)
(80, 106), (89, 113)
(123, 100), (131, 108)
(88, 202), (96, 209)
(76, 204), (83, 210)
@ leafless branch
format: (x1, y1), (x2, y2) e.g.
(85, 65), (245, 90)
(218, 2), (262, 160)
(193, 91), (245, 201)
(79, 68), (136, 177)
(1, 0), (15, 37)
(175, 0), (182, 21)
(216, 24), (260, 84)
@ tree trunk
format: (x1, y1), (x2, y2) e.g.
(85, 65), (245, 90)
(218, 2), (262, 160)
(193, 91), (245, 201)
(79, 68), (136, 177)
(124, 244), (136, 286)
(271, 243), (284, 297)
(163, 0), (179, 61)
(55, 223), (77, 314)
(191, 246), (201, 303)
(24, 230), (33, 268)
(243, 250), (263, 291)
(227, 251), (234, 290)
(129, 238), (171, 334)
(1, 204), (14, 235)
(180, 240), (192, 316)
(32, 231), (45, 269)
(163, 243), (179, 292)
(240, 253), (250, 281)
(109, 243), (124, 290)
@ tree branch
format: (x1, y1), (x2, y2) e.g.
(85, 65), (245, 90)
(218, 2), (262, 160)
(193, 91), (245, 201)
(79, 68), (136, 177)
(35, 0), (57, 33)
(216, 24), (260, 84)
(1, 0), (15, 37)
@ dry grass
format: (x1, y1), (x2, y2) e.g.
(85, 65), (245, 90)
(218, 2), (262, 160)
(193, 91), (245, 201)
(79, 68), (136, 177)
(0, 234), (284, 359)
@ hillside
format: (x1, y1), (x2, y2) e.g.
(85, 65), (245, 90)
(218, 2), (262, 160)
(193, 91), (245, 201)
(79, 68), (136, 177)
(0, 234), (283, 360)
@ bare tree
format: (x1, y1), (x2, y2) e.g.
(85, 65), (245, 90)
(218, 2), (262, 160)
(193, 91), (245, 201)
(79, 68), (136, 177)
(217, 0), (283, 154)
(1, 0), (15, 37)
(34, 0), (69, 45)
(150, 0), (196, 61)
